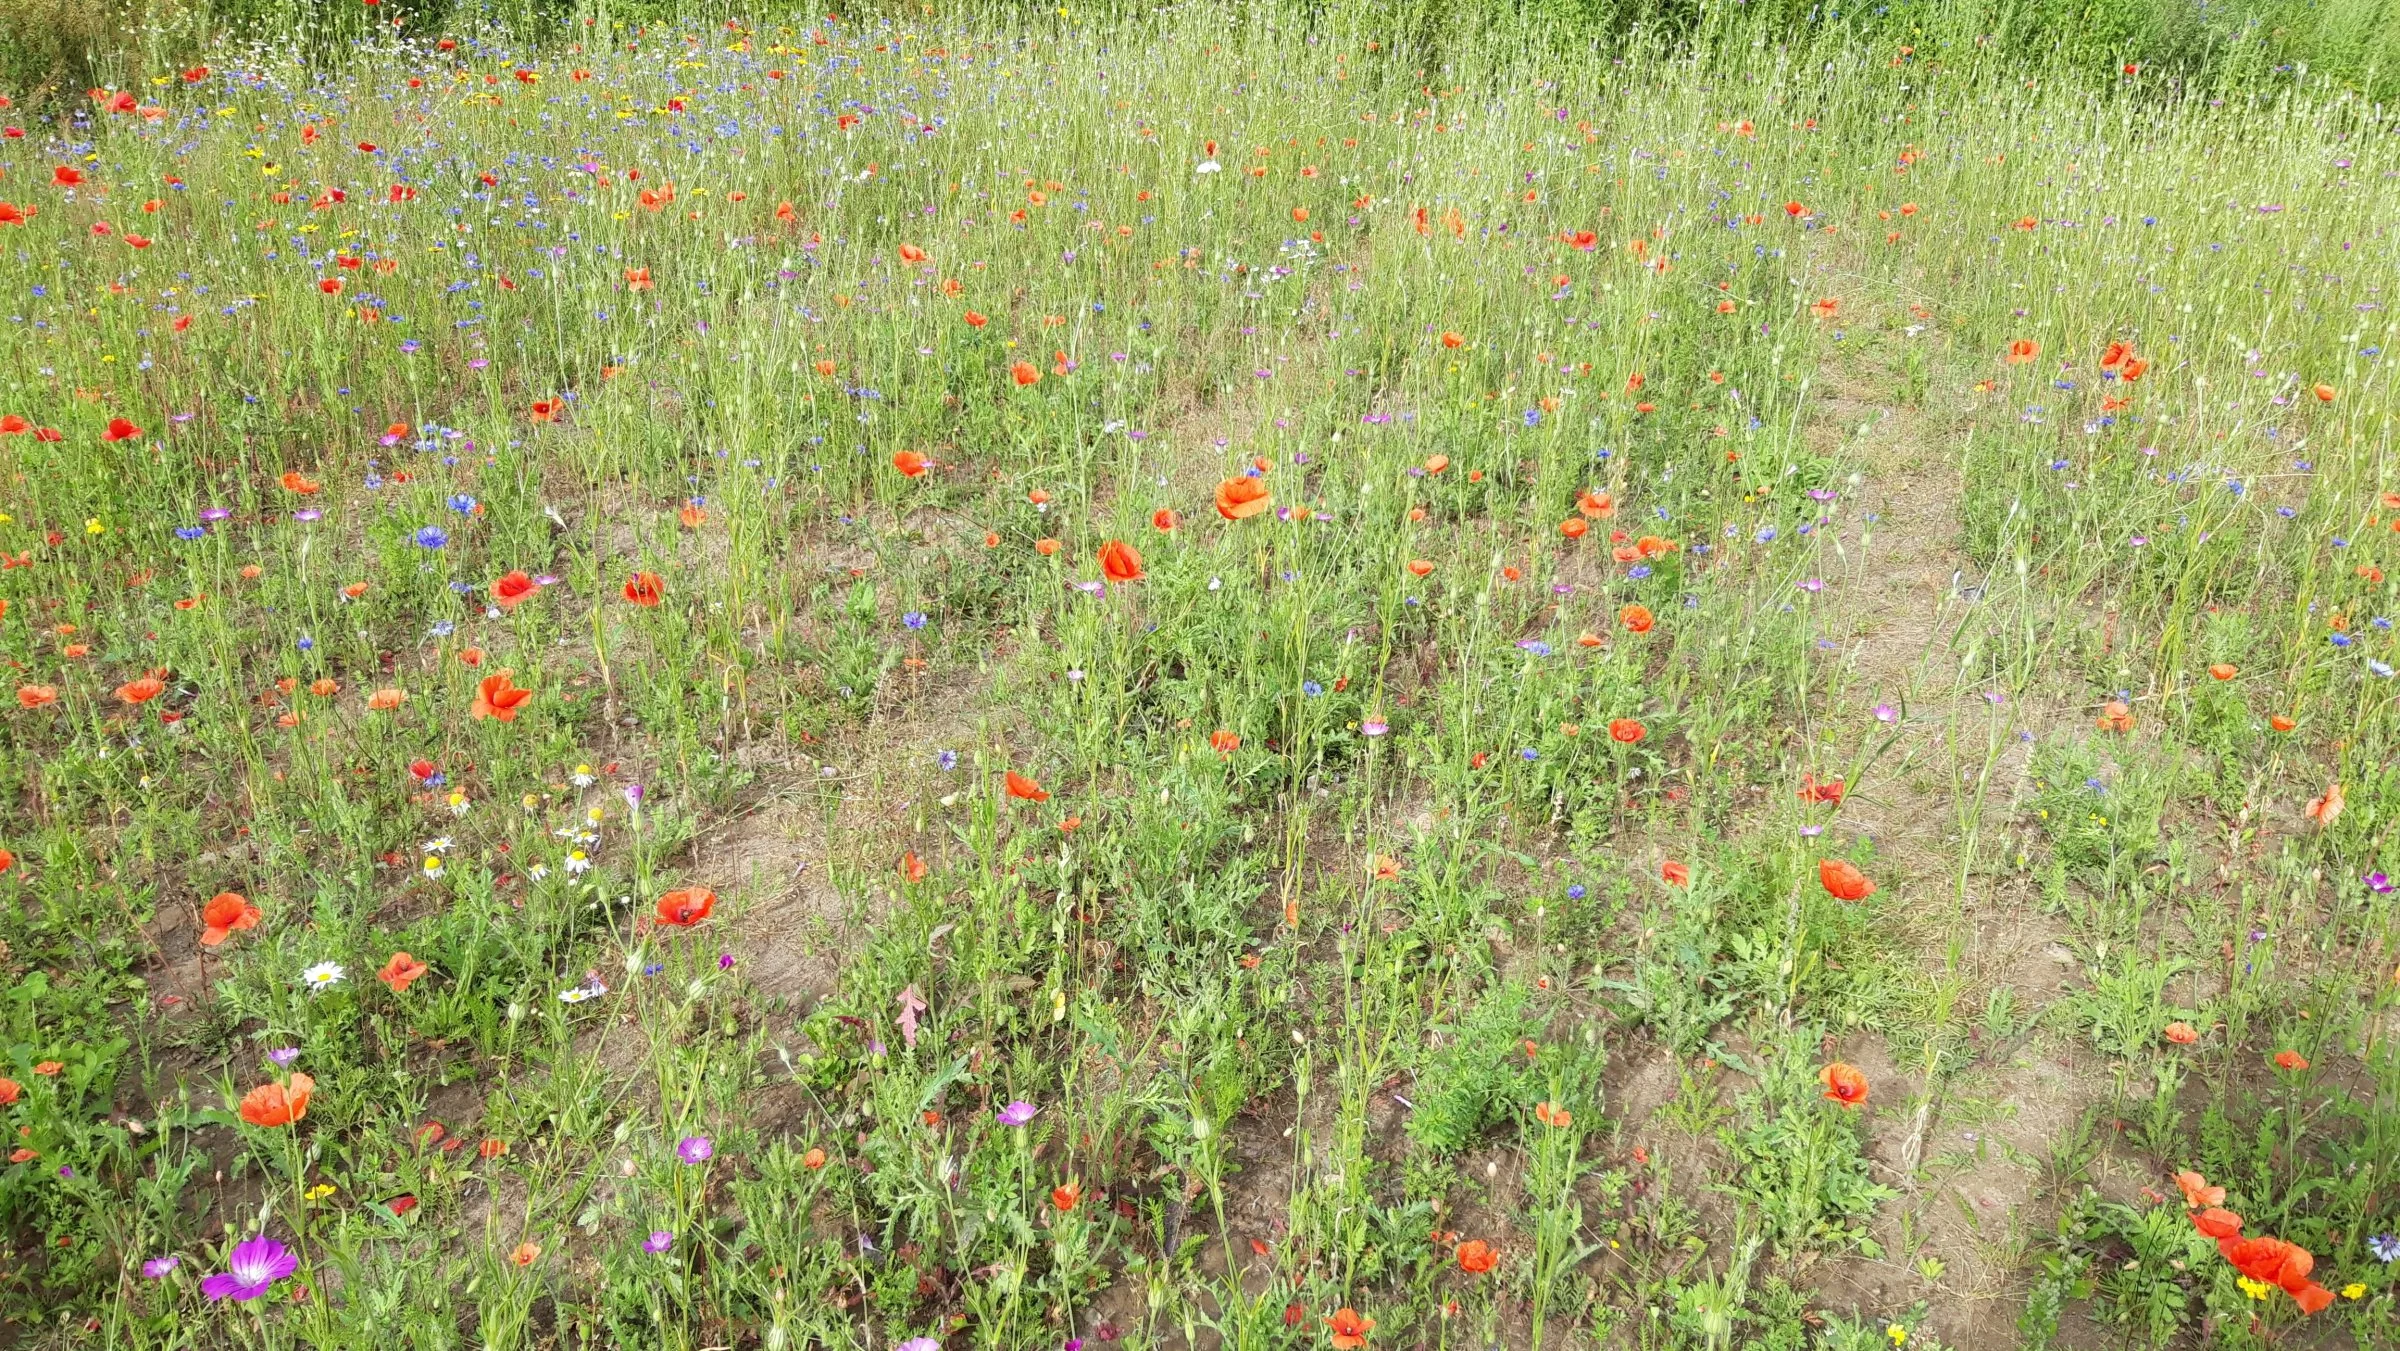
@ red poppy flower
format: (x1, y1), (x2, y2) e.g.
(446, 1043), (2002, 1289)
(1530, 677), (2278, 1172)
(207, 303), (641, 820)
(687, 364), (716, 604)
(1005, 771), (1050, 802)
(1818, 1062), (1869, 1107)
(892, 449), (929, 477)
(1455, 1239), (1498, 1274)
(201, 891), (262, 946)
(1051, 1182), (1079, 1212)
(654, 887), (717, 926)
(1010, 360), (1041, 386)
(379, 952), (429, 993)
(237, 1073), (313, 1127)
(1818, 858), (1877, 902)
(1326, 1307), (1374, 1350)
(102, 416), (141, 442)
(53, 165), (83, 187)
(470, 672), (532, 722)
(1619, 604), (1654, 633)
(1216, 477), (1273, 521)
(2175, 1170), (2225, 1207)
(490, 570), (536, 610)
(2004, 338), (2039, 364)
(1607, 718), (1645, 743)
(1209, 729), (1241, 756)
(1098, 540), (1144, 583)
(1151, 508), (1178, 531)
(1661, 860), (1690, 887)
(623, 572), (664, 606)
(115, 675), (166, 705)
(2273, 1049), (2308, 1071)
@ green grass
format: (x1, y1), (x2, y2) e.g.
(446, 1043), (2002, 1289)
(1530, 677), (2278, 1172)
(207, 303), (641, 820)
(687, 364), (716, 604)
(0, 3), (2394, 1348)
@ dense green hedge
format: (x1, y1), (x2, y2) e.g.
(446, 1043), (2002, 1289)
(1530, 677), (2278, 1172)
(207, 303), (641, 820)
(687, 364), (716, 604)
(2, 0), (2395, 114)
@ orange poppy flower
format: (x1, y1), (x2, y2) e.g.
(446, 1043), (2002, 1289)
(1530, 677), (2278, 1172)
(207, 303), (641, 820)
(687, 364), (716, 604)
(899, 850), (928, 883)
(115, 675), (166, 705)
(1810, 297), (1839, 319)
(1216, 476), (1273, 521)
(893, 449), (929, 477)
(490, 570), (536, 610)
(2305, 783), (2343, 827)
(509, 1242), (540, 1266)
(803, 1147), (827, 1169)
(1005, 771), (1050, 802)
(1579, 490), (1614, 517)
(1661, 860), (1690, 887)
(2312, 383), (2337, 403)
(279, 471), (321, 495)
(237, 1073), (314, 1127)
(623, 572), (664, 606)
(379, 951), (429, 993)
(200, 891), (262, 946)
(1423, 454), (1450, 475)
(1818, 1062), (1869, 1107)
(1051, 1182), (1080, 1212)
(1456, 1239), (1498, 1274)
(1619, 604), (1654, 633)
(1406, 559), (1435, 578)
(457, 647), (485, 668)
(1010, 360), (1042, 386)
(1439, 331), (1463, 348)
(2273, 1049), (2308, 1071)
(530, 399), (560, 423)
(1326, 1307), (1374, 1349)
(1607, 718), (1645, 743)
(16, 685), (57, 709)
(1532, 1100), (1573, 1128)
(655, 887), (717, 926)
(1559, 518), (1588, 539)
(2004, 338), (2039, 364)
(2269, 713), (2297, 732)
(1034, 537), (1061, 556)
(2175, 1170), (2225, 1208)
(1818, 858), (1877, 902)
(2163, 1021), (2199, 1045)
(1098, 539), (1144, 583)
(678, 502), (707, 528)
(1209, 729), (1240, 756)
(0, 1079), (16, 1105)
(471, 672), (532, 722)
(2191, 1207), (2243, 1240)
(1151, 508), (1178, 531)
(2207, 663), (2236, 680)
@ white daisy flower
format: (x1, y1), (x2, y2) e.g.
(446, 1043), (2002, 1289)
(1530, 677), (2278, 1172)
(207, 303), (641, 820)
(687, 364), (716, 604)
(563, 851), (592, 876)
(422, 836), (454, 855)
(301, 962), (346, 994)
(528, 863), (551, 882)
(421, 856), (444, 880)
(571, 764), (596, 788)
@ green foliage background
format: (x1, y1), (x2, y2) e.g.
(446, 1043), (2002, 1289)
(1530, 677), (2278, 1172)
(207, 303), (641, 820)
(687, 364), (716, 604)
(5, 0), (2399, 109)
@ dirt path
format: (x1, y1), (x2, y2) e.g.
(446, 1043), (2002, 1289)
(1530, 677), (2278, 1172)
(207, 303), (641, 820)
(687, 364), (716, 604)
(1802, 308), (2107, 1347)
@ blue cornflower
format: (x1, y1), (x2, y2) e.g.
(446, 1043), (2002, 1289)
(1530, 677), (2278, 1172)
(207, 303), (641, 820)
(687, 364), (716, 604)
(902, 611), (927, 630)
(414, 526), (449, 549)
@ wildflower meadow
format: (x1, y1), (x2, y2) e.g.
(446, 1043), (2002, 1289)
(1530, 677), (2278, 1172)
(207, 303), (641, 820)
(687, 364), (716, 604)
(0, 3), (2395, 1347)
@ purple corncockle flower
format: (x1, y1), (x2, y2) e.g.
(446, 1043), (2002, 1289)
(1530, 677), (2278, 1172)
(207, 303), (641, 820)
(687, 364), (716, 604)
(142, 1255), (181, 1279)
(676, 1135), (713, 1165)
(201, 1237), (297, 1302)
(996, 1101), (1037, 1127)
(268, 1047), (300, 1067)
(644, 1231), (674, 1253)
(2367, 871), (2393, 895)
